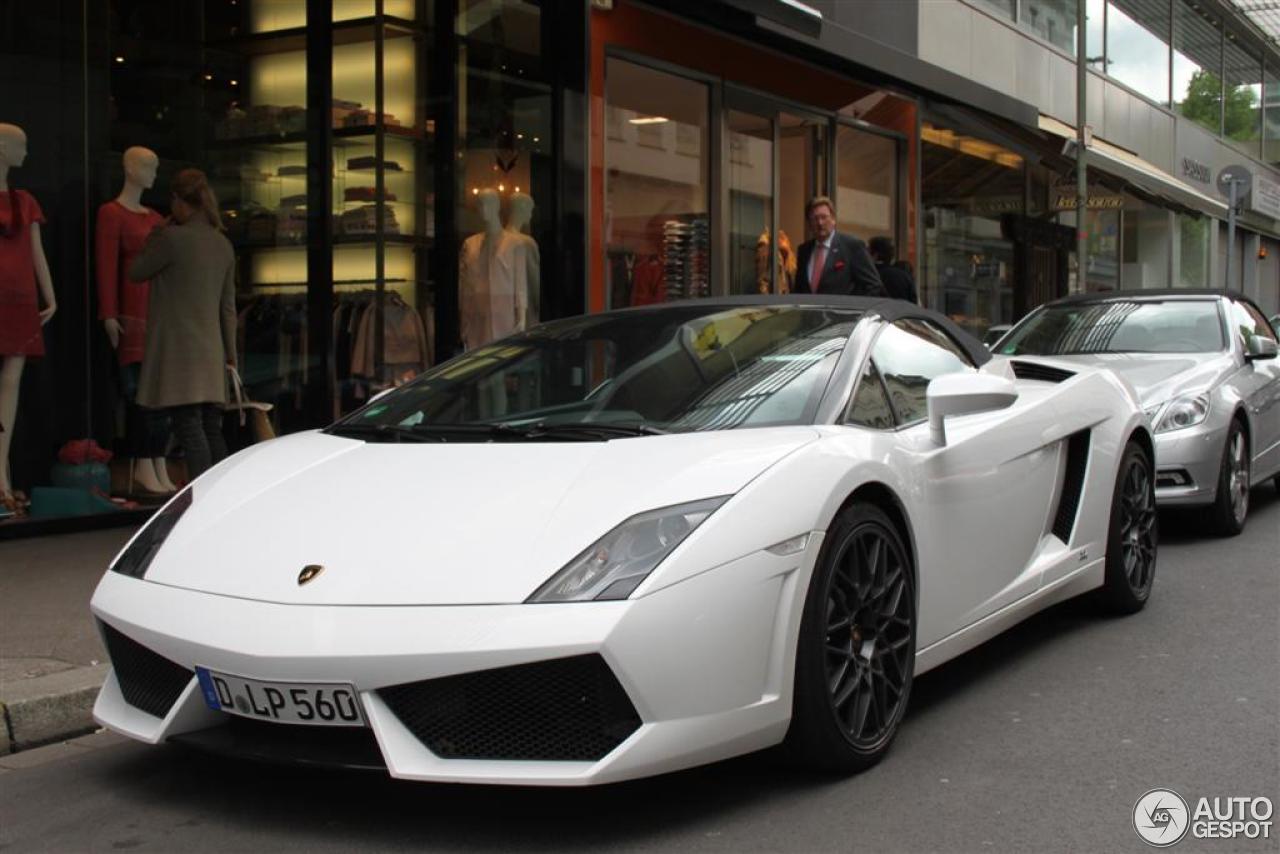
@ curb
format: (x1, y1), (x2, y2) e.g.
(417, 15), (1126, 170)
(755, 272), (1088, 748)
(0, 664), (109, 754)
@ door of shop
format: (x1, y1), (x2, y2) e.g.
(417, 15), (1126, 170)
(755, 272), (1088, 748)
(723, 90), (830, 296)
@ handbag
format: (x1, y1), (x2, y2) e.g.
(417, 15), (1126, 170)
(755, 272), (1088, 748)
(224, 365), (276, 450)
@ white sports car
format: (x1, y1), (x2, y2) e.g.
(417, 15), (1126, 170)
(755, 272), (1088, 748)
(91, 296), (1156, 785)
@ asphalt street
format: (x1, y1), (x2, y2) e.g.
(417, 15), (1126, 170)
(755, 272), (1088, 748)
(2, 490), (1277, 853)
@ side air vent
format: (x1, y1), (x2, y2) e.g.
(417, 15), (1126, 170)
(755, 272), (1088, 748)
(100, 622), (193, 719)
(1052, 430), (1091, 543)
(1011, 360), (1076, 383)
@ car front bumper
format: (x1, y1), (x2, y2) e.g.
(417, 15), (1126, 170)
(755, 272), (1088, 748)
(1152, 421), (1227, 507)
(89, 539), (817, 786)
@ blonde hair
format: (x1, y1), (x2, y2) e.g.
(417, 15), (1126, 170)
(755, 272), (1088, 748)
(805, 195), (836, 218)
(171, 168), (222, 229)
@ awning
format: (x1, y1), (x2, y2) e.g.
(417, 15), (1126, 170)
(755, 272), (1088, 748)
(1039, 115), (1229, 220)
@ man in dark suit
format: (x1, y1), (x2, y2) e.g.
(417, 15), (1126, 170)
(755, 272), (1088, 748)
(793, 196), (886, 297)
(868, 236), (918, 303)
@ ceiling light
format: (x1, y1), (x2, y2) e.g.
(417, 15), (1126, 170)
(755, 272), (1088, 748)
(628, 116), (669, 125)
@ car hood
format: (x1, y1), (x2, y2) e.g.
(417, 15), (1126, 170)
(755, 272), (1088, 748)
(144, 427), (819, 605)
(1045, 352), (1234, 407)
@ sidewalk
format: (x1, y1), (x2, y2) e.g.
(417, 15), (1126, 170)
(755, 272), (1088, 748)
(0, 527), (135, 754)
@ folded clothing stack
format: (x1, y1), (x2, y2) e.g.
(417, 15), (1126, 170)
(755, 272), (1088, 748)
(343, 186), (397, 202)
(346, 156), (403, 172)
(339, 203), (399, 236)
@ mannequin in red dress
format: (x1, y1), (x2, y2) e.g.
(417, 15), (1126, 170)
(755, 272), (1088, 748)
(0, 123), (58, 516)
(97, 146), (173, 494)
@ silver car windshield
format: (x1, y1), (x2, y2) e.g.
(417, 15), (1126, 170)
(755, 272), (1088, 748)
(999, 300), (1225, 356)
(333, 304), (861, 438)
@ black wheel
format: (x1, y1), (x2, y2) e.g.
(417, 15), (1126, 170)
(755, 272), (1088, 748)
(1207, 420), (1249, 537)
(786, 502), (915, 773)
(1096, 441), (1158, 614)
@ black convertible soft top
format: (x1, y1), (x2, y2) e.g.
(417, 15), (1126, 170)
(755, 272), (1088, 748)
(600, 294), (992, 367)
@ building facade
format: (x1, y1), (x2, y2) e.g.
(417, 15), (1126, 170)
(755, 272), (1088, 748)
(1, 0), (1278, 534)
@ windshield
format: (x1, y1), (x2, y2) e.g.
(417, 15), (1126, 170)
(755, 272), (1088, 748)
(999, 300), (1225, 356)
(333, 304), (861, 439)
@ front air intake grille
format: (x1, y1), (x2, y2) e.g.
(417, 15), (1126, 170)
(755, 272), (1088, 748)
(379, 655), (642, 761)
(1010, 360), (1076, 383)
(100, 622), (192, 719)
(1052, 429), (1092, 543)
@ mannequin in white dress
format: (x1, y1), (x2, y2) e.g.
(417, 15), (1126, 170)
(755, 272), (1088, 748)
(458, 188), (526, 350)
(503, 192), (540, 330)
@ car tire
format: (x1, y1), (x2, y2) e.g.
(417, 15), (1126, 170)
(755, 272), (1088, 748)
(1207, 419), (1250, 537)
(1096, 440), (1158, 615)
(786, 502), (915, 773)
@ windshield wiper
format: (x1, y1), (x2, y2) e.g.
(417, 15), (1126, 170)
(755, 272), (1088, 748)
(514, 422), (669, 440)
(325, 423), (446, 443)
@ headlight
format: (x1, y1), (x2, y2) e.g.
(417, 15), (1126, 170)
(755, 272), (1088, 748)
(110, 488), (193, 578)
(527, 496), (729, 602)
(1151, 394), (1211, 434)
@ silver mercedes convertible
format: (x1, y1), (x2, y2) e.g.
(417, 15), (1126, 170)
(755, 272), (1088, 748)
(996, 289), (1280, 536)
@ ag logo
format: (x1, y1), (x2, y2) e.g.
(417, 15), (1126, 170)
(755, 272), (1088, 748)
(1134, 788), (1190, 846)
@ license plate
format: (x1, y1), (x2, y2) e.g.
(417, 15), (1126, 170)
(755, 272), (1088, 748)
(195, 667), (365, 727)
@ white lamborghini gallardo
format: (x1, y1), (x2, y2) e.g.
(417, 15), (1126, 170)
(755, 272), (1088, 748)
(91, 296), (1157, 785)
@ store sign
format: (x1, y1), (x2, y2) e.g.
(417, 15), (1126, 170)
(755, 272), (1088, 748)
(1051, 185), (1126, 210)
(1250, 175), (1280, 221)
(1181, 157), (1211, 185)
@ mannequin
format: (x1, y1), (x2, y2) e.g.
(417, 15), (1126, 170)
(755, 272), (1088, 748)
(458, 189), (526, 350)
(0, 123), (57, 516)
(97, 147), (173, 494)
(503, 192), (540, 329)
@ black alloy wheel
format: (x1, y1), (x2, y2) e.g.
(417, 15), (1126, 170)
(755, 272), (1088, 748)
(787, 502), (915, 772)
(1097, 440), (1158, 614)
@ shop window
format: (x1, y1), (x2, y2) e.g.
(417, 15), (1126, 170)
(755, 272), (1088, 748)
(1119, 195), (1170, 288)
(455, 0), (552, 351)
(1085, 0), (1105, 70)
(1177, 214), (1210, 287)
(1019, 0), (1078, 55)
(604, 57), (710, 308)
(1174, 0), (1222, 136)
(1222, 35), (1263, 158)
(726, 110), (775, 296)
(1106, 0), (1170, 105)
(835, 125), (897, 247)
(921, 123), (1023, 340)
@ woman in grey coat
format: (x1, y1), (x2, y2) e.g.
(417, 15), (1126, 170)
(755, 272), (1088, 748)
(129, 168), (236, 479)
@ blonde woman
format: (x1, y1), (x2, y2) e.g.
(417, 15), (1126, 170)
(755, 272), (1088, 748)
(129, 168), (236, 480)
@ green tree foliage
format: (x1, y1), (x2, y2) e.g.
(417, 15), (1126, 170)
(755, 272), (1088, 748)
(1178, 69), (1259, 141)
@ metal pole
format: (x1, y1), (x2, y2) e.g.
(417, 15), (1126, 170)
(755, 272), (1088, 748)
(1225, 180), (1237, 290)
(1075, 0), (1088, 293)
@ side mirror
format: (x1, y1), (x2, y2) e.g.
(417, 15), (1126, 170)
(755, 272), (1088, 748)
(927, 372), (1018, 446)
(1245, 335), (1278, 361)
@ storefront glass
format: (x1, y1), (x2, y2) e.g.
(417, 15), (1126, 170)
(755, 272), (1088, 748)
(726, 110), (775, 295)
(921, 122), (1023, 339)
(0, 0), (586, 531)
(603, 57), (710, 308)
(1106, 0), (1170, 106)
(1177, 214), (1211, 287)
(1120, 195), (1170, 288)
(1173, 0), (1222, 137)
(835, 125), (897, 247)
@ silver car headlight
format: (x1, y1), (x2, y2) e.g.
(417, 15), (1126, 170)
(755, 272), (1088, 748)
(110, 488), (193, 579)
(1150, 394), (1211, 434)
(527, 496), (729, 602)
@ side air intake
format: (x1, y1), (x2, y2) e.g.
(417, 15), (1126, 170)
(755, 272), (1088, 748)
(1010, 360), (1076, 384)
(100, 622), (193, 719)
(1052, 430), (1091, 543)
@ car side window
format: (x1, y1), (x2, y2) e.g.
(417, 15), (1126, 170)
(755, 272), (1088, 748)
(871, 319), (974, 426)
(846, 361), (896, 430)
(1228, 300), (1277, 344)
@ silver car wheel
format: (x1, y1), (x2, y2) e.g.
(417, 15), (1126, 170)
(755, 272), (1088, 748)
(1229, 431), (1249, 525)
